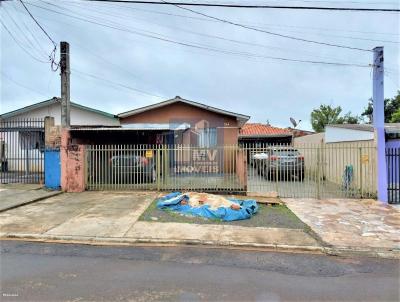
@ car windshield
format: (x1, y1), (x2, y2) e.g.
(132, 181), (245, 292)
(272, 150), (300, 157)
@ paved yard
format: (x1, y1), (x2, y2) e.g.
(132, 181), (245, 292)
(0, 184), (61, 212)
(283, 198), (400, 253)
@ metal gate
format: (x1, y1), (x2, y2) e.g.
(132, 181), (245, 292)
(386, 148), (399, 204)
(243, 142), (377, 199)
(86, 144), (246, 192)
(0, 118), (45, 184)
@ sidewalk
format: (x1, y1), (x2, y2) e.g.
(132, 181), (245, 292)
(0, 189), (399, 258)
(283, 198), (400, 258)
(0, 191), (321, 253)
(0, 184), (62, 212)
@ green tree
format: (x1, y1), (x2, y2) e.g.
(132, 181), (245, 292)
(361, 91), (400, 123)
(310, 105), (360, 132)
(390, 109), (400, 123)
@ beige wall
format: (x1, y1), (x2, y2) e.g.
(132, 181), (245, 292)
(294, 139), (376, 196)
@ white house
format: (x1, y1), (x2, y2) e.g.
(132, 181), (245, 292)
(0, 97), (120, 126)
(0, 97), (119, 176)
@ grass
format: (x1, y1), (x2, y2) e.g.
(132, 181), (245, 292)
(139, 197), (307, 229)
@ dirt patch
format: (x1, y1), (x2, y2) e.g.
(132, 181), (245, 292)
(139, 197), (307, 229)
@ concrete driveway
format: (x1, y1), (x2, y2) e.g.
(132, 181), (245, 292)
(0, 191), (158, 237)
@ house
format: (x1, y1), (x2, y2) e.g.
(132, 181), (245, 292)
(0, 97), (119, 177)
(68, 96), (249, 146)
(238, 123), (292, 145)
(0, 97), (119, 126)
(294, 123), (400, 145)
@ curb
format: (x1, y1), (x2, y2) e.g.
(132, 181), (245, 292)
(324, 246), (400, 260)
(1, 233), (398, 259)
(0, 191), (63, 213)
(1, 233), (325, 254)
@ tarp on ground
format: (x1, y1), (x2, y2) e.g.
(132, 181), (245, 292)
(156, 192), (258, 221)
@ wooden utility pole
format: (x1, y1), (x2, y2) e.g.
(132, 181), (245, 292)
(372, 46), (388, 203)
(60, 41), (70, 128)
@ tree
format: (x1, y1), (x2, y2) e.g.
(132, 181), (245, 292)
(361, 91), (400, 123)
(390, 109), (400, 123)
(311, 105), (359, 132)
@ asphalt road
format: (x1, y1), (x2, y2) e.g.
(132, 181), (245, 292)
(1, 241), (399, 302)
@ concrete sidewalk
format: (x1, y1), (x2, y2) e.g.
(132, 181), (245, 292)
(0, 184), (62, 212)
(1, 190), (399, 258)
(0, 191), (321, 253)
(283, 198), (400, 258)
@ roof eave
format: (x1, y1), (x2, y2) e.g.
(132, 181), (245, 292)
(118, 97), (250, 122)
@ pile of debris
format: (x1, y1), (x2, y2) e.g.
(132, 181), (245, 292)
(156, 192), (258, 221)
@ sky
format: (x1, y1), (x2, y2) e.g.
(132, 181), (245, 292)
(1, 0), (399, 130)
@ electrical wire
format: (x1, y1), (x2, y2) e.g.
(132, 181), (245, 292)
(72, 68), (165, 98)
(0, 19), (50, 63)
(76, 0), (400, 12)
(56, 0), (359, 62)
(93, 2), (399, 37)
(1, 72), (49, 98)
(162, 1), (374, 52)
(27, 2), (372, 67)
(18, 0), (59, 71)
(2, 5), (49, 61)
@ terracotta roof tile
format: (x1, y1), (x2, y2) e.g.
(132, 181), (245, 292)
(239, 123), (291, 137)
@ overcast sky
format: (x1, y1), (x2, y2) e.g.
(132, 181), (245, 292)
(1, 0), (399, 130)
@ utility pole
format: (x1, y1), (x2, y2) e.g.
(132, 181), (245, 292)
(60, 41), (70, 128)
(373, 46), (388, 203)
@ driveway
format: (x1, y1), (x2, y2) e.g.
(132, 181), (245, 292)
(0, 191), (158, 237)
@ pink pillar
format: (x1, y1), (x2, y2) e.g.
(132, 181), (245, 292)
(61, 129), (86, 192)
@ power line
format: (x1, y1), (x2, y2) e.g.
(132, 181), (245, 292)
(91, 2), (399, 37)
(57, 0), (358, 62)
(0, 19), (50, 63)
(72, 68), (164, 98)
(76, 0), (400, 12)
(163, 1), (373, 52)
(2, 5), (49, 61)
(18, 0), (59, 70)
(28, 2), (372, 66)
(1, 72), (49, 98)
(18, 0), (56, 46)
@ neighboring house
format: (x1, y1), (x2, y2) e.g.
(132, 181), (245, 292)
(239, 123), (292, 145)
(294, 123), (400, 146)
(0, 97), (119, 126)
(0, 97), (119, 173)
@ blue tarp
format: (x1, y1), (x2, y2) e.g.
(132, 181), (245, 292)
(156, 192), (258, 221)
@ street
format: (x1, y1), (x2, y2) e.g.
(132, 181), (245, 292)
(1, 241), (399, 302)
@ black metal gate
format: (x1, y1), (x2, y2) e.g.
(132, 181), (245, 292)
(386, 148), (400, 204)
(0, 118), (45, 184)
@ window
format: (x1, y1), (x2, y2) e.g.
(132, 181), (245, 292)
(198, 128), (217, 147)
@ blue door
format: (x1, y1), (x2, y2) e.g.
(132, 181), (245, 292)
(45, 149), (61, 190)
